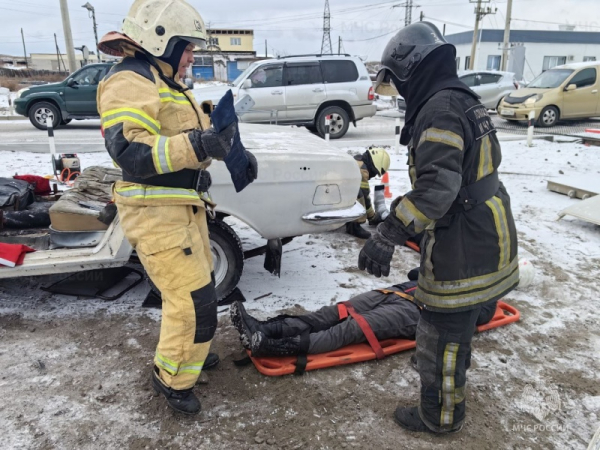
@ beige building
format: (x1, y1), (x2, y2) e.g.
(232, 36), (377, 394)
(29, 53), (114, 72)
(193, 29), (258, 82)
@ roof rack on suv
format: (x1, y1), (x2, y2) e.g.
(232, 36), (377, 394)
(276, 54), (352, 59)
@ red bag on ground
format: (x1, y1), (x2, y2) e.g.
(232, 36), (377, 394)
(13, 175), (51, 196)
(0, 243), (36, 268)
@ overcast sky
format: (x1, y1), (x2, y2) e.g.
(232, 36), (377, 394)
(0, 0), (598, 61)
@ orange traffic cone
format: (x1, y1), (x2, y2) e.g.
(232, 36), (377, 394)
(382, 172), (392, 199)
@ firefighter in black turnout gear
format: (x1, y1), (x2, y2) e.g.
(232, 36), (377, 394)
(359, 22), (519, 433)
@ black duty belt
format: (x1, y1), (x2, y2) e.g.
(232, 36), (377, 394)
(122, 169), (212, 192)
(448, 171), (499, 213)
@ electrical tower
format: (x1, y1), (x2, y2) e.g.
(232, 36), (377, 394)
(469, 0), (497, 70)
(321, 0), (333, 55)
(405, 0), (413, 27)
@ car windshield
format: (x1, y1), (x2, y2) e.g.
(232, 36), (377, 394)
(230, 62), (261, 87)
(528, 69), (574, 89)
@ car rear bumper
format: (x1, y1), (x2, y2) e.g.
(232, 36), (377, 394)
(302, 201), (366, 225)
(352, 104), (377, 120)
(499, 104), (542, 121)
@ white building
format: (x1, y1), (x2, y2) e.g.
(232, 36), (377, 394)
(445, 29), (600, 82)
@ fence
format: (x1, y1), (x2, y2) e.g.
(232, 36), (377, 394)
(0, 68), (69, 79)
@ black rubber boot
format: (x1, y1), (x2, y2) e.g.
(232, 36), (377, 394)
(346, 222), (371, 240)
(250, 331), (303, 357)
(203, 352), (220, 370)
(152, 367), (201, 415)
(394, 406), (462, 434)
(230, 301), (285, 349)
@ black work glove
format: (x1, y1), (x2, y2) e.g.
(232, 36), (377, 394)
(246, 150), (258, 182)
(358, 211), (408, 278)
(188, 122), (238, 162)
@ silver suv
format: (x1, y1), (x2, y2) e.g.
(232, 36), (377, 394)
(193, 54), (377, 139)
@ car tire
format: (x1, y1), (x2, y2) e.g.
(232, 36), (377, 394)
(537, 106), (559, 128)
(61, 118), (72, 125)
(305, 125), (319, 135)
(316, 106), (350, 140)
(208, 219), (244, 301)
(29, 101), (61, 131)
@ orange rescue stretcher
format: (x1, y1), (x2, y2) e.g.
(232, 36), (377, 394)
(249, 301), (520, 377)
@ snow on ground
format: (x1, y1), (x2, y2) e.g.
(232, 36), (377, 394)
(0, 138), (599, 449)
(0, 88), (18, 116)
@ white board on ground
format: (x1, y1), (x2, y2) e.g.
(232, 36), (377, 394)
(558, 195), (600, 226)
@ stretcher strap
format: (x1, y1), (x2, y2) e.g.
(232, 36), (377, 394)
(338, 302), (386, 360)
(377, 289), (422, 309)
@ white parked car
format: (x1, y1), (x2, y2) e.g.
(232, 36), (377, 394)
(0, 124), (364, 300)
(458, 70), (518, 110)
(194, 55), (377, 139)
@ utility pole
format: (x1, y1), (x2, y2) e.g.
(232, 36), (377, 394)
(54, 33), (66, 72)
(265, 40), (268, 58)
(82, 3), (101, 62)
(20, 28), (28, 69)
(338, 36), (341, 54)
(501, 0), (513, 71)
(469, 0), (497, 71)
(320, 0), (333, 55)
(420, 11), (424, 21)
(59, 0), (77, 73)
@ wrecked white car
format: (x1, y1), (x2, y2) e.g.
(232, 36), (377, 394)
(0, 124), (364, 300)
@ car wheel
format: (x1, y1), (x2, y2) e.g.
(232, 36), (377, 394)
(317, 106), (350, 140)
(305, 125), (319, 135)
(29, 101), (61, 130)
(538, 106), (559, 128)
(208, 219), (244, 301)
(61, 118), (72, 125)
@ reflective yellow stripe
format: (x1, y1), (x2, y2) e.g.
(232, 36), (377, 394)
(416, 265), (519, 308)
(418, 255), (518, 295)
(152, 136), (173, 175)
(477, 135), (494, 180)
(440, 343), (459, 427)
(155, 352), (179, 376)
(360, 182), (371, 190)
(486, 196), (511, 270)
(116, 185), (199, 200)
(179, 361), (204, 375)
(158, 89), (190, 105)
(418, 128), (464, 151)
(395, 197), (432, 234)
(101, 107), (160, 135)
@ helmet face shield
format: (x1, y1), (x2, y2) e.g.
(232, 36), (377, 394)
(374, 69), (399, 96)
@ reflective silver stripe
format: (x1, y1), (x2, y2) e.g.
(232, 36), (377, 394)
(486, 196), (511, 270)
(440, 343), (459, 426)
(416, 264), (519, 308)
(418, 128), (464, 151)
(423, 230), (436, 279)
(159, 91), (189, 103)
(154, 136), (172, 174)
(155, 354), (179, 375)
(478, 136), (494, 180)
(116, 186), (199, 200)
(418, 256), (518, 295)
(395, 198), (431, 234)
(179, 363), (204, 374)
(101, 110), (160, 135)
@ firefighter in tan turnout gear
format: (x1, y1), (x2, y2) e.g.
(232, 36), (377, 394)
(97, 0), (257, 415)
(345, 148), (391, 240)
(359, 22), (519, 433)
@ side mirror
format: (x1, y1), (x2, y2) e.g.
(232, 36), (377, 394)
(241, 79), (252, 90)
(565, 84), (577, 92)
(67, 78), (77, 87)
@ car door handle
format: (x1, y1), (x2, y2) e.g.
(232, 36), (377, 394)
(271, 90), (283, 95)
(593, 90), (598, 94)
(313, 88), (324, 93)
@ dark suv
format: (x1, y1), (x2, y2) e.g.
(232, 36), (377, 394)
(15, 63), (114, 130)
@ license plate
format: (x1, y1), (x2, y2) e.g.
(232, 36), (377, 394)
(501, 109), (515, 117)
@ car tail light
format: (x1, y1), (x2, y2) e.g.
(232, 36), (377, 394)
(368, 86), (375, 101)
